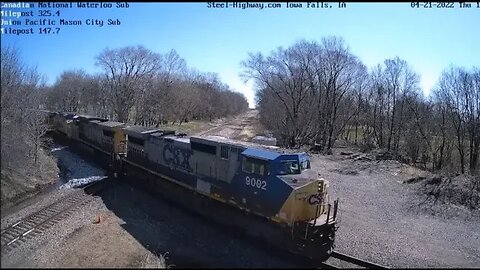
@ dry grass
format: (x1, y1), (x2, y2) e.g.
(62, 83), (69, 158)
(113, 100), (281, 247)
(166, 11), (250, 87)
(406, 174), (480, 211)
(156, 120), (212, 135)
(1, 148), (59, 208)
(139, 251), (170, 268)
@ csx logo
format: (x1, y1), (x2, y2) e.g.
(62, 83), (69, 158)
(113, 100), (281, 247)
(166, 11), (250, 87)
(163, 143), (193, 172)
(308, 194), (324, 205)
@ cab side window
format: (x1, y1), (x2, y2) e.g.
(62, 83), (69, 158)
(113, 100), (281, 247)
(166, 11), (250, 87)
(242, 157), (270, 176)
(253, 163), (263, 175)
(242, 157), (254, 173)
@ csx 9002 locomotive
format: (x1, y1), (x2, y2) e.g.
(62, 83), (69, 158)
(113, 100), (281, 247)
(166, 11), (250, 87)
(47, 111), (339, 261)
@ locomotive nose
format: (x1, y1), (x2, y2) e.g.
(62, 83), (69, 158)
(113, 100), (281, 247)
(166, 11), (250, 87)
(313, 178), (339, 225)
(307, 180), (326, 205)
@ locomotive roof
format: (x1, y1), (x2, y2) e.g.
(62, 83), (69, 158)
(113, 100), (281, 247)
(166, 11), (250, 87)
(191, 135), (280, 151)
(98, 121), (126, 128)
(242, 148), (281, 161)
(75, 114), (108, 122)
(124, 125), (158, 133)
(149, 130), (176, 137)
(124, 125), (160, 136)
(163, 135), (191, 143)
(59, 112), (77, 119)
(190, 135), (308, 157)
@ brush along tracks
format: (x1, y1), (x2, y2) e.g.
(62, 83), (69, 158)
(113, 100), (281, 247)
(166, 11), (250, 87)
(0, 179), (110, 255)
(319, 251), (389, 269)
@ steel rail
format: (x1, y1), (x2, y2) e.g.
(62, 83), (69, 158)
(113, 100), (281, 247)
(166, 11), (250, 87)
(320, 251), (389, 269)
(1, 180), (108, 254)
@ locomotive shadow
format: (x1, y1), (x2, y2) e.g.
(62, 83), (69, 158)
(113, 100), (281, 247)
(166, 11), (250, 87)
(96, 180), (212, 268)
(95, 179), (310, 268)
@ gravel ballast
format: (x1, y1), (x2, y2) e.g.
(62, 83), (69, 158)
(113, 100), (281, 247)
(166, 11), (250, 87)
(311, 151), (480, 268)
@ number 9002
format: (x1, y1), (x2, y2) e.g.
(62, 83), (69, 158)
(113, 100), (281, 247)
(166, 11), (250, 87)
(245, 176), (267, 190)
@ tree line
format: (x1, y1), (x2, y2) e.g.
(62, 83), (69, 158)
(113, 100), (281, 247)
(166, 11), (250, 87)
(2, 40), (477, 179)
(1, 45), (49, 179)
(242, 36), (479, 175)
(46, 45), (249, 125)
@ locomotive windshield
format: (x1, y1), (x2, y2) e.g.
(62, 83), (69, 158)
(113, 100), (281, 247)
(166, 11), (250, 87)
(301, 160), (311, 170)
(277, 161), (300, 175)
(277, 160), (310, 175)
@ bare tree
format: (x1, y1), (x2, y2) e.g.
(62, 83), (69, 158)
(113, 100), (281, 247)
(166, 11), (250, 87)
(376, 57), (421, 154)
(46, 46), (248, 128)
(470, 68), (480, 173)
(241, 36), (476, 176)
(46, 69), (95, 113)
(435, 67), (469, 174)
(242, 40), (319, 147)
(242, 37), (365, 149)
(1, 45), (48, 177)
(95, 45), (162, 122)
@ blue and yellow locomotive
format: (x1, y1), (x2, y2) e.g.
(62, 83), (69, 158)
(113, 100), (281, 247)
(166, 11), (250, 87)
(47, 112), (339, 261)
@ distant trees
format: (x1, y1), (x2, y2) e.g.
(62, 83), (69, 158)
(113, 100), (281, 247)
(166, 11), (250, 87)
(95, 45), (162, 122)
(46, 46), (249, 125)
(242, 37), (366, 148)
(368, 57), (421, 154)
(132, 49), (187, 126)
(243, 36), (479, 175)
(46, 69), (94, 113)
(10, 38), (478, 176)
(433, 66), (480, 174)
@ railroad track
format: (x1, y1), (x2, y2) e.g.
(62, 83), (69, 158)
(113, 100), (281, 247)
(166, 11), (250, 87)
(318, 251), (389, 269)
(196, 110), (257, 138)
(196, 118), (238, 137)
(0, 179), (110, 255)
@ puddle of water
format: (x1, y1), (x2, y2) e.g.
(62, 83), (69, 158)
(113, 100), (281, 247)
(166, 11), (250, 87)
(51, 146), (69, 152)
(59, 176), (108, 189)
(48, 137), (107, 189)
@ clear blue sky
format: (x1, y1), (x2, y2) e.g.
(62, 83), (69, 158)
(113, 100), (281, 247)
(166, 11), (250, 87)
(2, 2), (479, 108)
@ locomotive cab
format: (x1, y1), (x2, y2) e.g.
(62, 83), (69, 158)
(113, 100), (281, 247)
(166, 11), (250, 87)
(237, 148), (338, 259)
(273, 154), (337, 226)
(238, 149), (337, 226)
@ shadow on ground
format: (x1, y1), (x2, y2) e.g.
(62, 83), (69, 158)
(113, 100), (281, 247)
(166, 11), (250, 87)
(95, 179), (309, 268)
